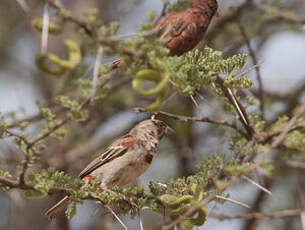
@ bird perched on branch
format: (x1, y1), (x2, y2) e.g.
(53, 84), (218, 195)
(112, 0), (218, 69)
(45, 119), (173, 219)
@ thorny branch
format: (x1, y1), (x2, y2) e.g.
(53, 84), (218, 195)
(0, 70), (119, 193)
(210, 209), (303, 220)
(134, 107), (248, 138)
(163, 101), (305, 229)
(0, 127), (31, 146)
(0, 175), (67, 195)
(2, 0), (305, 228)
(0, 126), (35, 186)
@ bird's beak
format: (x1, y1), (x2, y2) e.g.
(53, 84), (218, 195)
(165, 125), (174, 135)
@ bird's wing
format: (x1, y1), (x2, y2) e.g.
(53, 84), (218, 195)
(79, 135), (135, 179)
(155, 12), (189, 40)
(154, 10), (210, 56)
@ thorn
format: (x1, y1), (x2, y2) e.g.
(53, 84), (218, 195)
(157, 182), (167, 188)
(190, 95), (199, 108)
(227, 87), (248, 127)
(216, 195), (250, 209)
(16, 0), (30, 14)
(138, 209), (144, 230)
(41, 4), (50, 53)
(235, 62), (263, 79)
(242, 176), (272, 195)
(90, 46), (103, 104)
(106, 206), (129, 230)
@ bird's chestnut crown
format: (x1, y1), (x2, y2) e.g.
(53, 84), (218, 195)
(152, 119), (174, 137)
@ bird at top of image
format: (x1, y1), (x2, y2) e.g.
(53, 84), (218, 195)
(45, 118), (173, 219)
(111, 0), (218, 69)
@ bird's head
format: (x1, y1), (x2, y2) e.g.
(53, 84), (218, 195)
(130, 119), (173, 140)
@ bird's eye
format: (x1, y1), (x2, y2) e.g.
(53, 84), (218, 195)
(158, 122), (166, 129)
(152, 120), (166, 129)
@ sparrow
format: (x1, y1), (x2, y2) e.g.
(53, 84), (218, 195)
(45, 119), (173, 219)
(111, 0), (218, 69)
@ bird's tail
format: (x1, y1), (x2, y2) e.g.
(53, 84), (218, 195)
(45, 196), (72, 219)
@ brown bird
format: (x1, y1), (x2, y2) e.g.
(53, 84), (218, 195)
(45, 119), (172, 219)
(112, 0), (218, 69)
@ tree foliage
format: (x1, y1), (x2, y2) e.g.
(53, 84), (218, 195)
(0, 0), (305, 229)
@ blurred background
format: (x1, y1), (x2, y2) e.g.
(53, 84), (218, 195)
(0, 0), (304, 229)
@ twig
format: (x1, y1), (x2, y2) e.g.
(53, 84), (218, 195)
(0, 176), (24, 188)
(215, 195), (250, 209)
(134, 107), (248, 138)
(26, 85), (106, 149)
(210, 209), (303, 220)
(0, 175), (132, 205)
(0, 125), (36, 187)
(238, 23), (265, 117)
(8, 73), (129, 130)
(0, 127), (31, 146)
(45, 0), (92, 36)
(0, 175), (67, 195)
(21, 68), (123, 151)
(27, 118), (69, 150)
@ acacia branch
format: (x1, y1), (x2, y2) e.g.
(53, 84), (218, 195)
(134, 107), (248, 138)
(0, 175), (140, 210)
(257, 4), (305, 24)
(163, 101), (305, 229)
(0, 127), (34, 186)
(0, 127), (31, 146)
(210, 209), (303, 220)
(0, 175), (67, 195)
(0, 175), (82, 198)
(44, 0), (92, 36)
